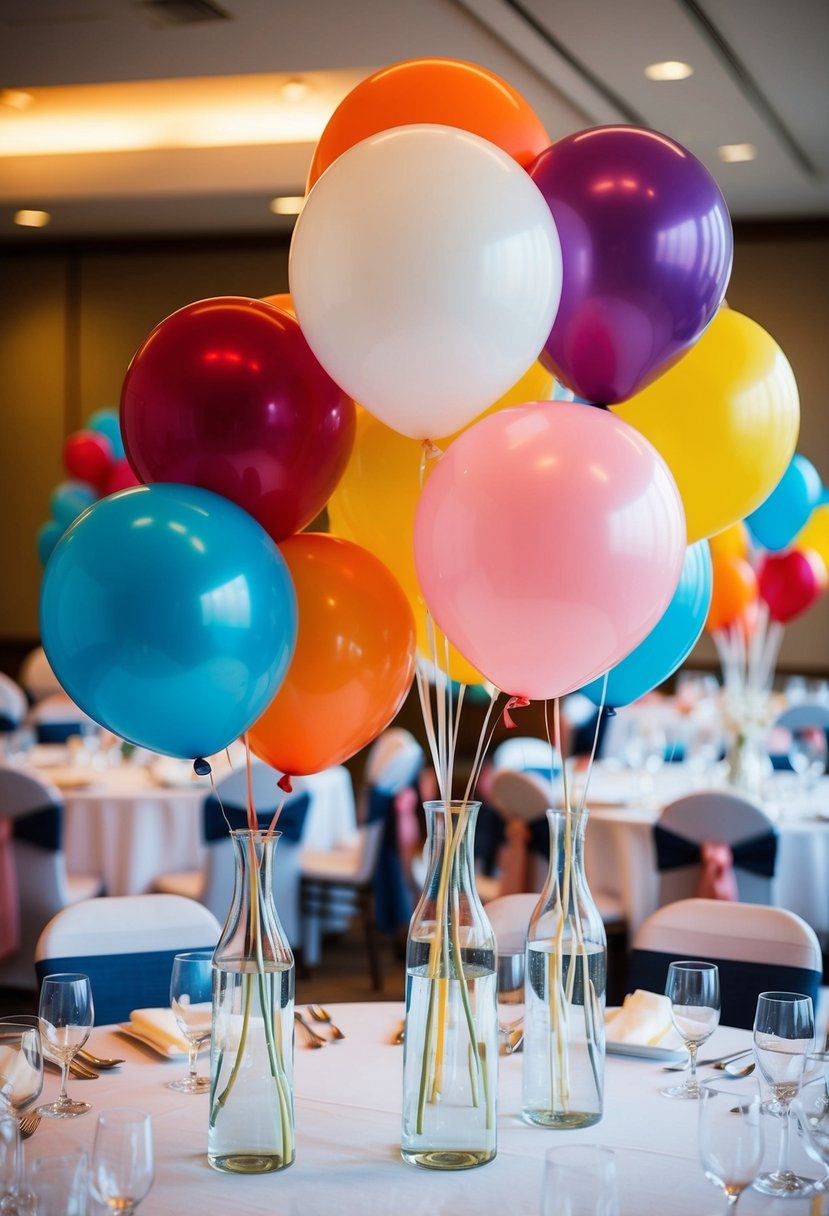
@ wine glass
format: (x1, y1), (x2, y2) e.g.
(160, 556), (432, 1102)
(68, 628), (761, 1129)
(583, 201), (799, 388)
(699, 1076), (764, 1211)
(0, 1020), (43, 1216)
(791, 1068), (829, 1173)
(27, 1149), (88, 1216)
(540, 1144), (619, 1216)
(661, 961), (720, 1099)
(90, 1108), (153, 1215)
(169, 951), (213, 1093)
(787, 727), (828, 795)
(0, 1113), (21, 1213)
(752, 990), (817, 1197)
(37, 973), (94, 1118)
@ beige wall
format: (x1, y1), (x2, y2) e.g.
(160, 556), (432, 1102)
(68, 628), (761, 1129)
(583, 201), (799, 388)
(1, 227), (827, 676)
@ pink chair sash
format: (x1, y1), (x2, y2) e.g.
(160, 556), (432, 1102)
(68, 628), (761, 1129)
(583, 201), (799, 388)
(695, 840), (739, 901)
(0, 818), (21, 960)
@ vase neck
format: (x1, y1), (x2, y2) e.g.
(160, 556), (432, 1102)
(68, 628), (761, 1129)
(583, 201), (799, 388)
(423, 800), (480, 870)
(215, 829), (292, 968)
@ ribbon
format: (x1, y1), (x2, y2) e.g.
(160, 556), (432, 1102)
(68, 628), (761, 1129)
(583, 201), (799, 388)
(696, 841), (739, 901)
(277, 773), (293, 793)
(503, 695), (530, 729)
(0, 818), (20, 960)
(653, 824), (777, 879)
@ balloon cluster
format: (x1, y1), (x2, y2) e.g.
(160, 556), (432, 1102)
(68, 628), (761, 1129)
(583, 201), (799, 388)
(37, 409), (140, 566)
(38, 55), (812, 767)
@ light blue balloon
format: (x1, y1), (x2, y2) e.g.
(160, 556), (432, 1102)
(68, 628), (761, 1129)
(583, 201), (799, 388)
(40, 483), (297, 759)
(552, 380), (592, 405)
(747, 453), (822, 552)
(580, 540), (713, 709)
(87, 408), (125, 460)
(50, 480), (97, 528)
(36, 520), (65, 567)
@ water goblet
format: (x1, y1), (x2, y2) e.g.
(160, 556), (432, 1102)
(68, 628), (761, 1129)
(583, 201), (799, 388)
(90, 1108), (153, 1215)
(699, 1076), (764, 1211)
(540, 1144), (619, 1216)
(752, 990), (817, 1197)
(791, 1068), (829, 1173)
(661, 961), (720, 1099)
(27, 1149), (88, 1216)
(169, 950), (213, 1093)
(37, 973), (94, 1118)
(0, 1018), (44, 1120)
(0, 1114), (21, 1214)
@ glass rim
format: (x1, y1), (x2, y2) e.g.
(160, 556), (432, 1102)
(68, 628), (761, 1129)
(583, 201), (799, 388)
(228, 828), (282, 840)
(172, 950), (214, 962)
(95, 1106), (152, 1125)
(422, 799), (481, 812)
(667, 960), (719, 971)
(39, 972), (91, 984)
(756, 990), (811, 1003)
(544, 1143), (615, 1164)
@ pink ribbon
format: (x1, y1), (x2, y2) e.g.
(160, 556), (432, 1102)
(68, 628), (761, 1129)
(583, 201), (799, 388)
(503, 695), (530, 729)
(695, 840), (739, 901)
(0, 818), (20, 961)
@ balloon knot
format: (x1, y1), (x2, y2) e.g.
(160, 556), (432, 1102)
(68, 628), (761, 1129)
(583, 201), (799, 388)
(503, 695), (530, 729)
(277, 774), (293, 793)
(193, 757), (212, 777)
(421, 439), (443, 461)
(605, 706), (617, 718)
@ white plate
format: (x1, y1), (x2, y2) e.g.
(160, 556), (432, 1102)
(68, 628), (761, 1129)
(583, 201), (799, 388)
(605, 1039), (686, 1062)
(117, 1022), (187, 1059)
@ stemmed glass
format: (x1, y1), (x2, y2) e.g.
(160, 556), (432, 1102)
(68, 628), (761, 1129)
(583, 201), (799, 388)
(791, 1069), (829, 1173)
(752, 990), (817, 1197)
(89, 1108), (154, 1215)
(37, 972), (94, 1118)
(27, 1150), (89, 1216)
(787, 727), (828, 796)
(699, 1077), (764, 1211)
(169, 951), (213, 1093)
(540, 1144), (619, 1216)
(0, 1019), (43, 1215)
(661, 961), (720, 1099)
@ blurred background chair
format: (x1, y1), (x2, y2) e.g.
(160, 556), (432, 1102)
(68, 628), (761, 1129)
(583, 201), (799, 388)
(152, 759), (310, 947)
(491, 735), (560, 777)
(300, 728), (423, 991)
(0, 674), (27, 736)
(0, 767), (103, 991)
(17, 647), (62, 705)
(653, 791), (778, 908)
(28, 692), (95, 745)
(628, 897), (823, 1030)
(770, 702), (829, 781)
(34, 894), (222, 1024)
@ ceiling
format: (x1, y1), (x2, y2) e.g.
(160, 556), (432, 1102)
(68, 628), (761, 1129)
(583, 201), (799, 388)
(1, 0), (827, 241)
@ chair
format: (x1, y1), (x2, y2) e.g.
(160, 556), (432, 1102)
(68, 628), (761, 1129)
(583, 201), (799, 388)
(491, 736), (560, 777)
(770, 702), (829, 773)
(18, 647), (62, 704)
(34, 894), (222, 1024)
(300, 729), (424, 991)
(628, 897), (823, 1029)
(653, 791), (778, 908)
(0, 674), (27, 734)
(486, 892), (538, 956)
(152, 759), (310, 947)
(28, 693), (94, 744)
(0, 767), (103, 990)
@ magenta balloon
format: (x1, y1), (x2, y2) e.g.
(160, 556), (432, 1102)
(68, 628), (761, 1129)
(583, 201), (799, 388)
(758, 550), (826, 624)
(414, 401), (686, 699)
(121, 297), (356, 542)
(530, 126), (733, 404)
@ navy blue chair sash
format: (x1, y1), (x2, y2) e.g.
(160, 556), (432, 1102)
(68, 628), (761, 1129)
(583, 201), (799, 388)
(12, 804), (61, 852)
(653, 825), (777, 877)
(628, 948), (821, 1031)
(36, 723), (84, 745)
(0, 713), (16, 732)
(35, 947), (216, 1026)
(203, 792), (310, 844)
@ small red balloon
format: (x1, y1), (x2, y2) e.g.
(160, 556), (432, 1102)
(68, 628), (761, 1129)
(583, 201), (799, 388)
(64, 430), (113, 489)
(758, 549), (827, 624)
(102, 458), (141, 496)
(120, 297), (356, 542)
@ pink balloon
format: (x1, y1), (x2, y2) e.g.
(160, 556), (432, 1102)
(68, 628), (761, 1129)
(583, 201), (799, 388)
(758, 549), (827, 623)
(413, 402), (686, 698)
(101, 458), (141, 496)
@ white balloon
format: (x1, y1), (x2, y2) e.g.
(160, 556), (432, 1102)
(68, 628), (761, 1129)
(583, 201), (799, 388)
(289, 124), (562, 441)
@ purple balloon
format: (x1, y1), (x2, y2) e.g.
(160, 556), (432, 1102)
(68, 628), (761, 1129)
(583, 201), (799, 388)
(530, 126), (733, 405)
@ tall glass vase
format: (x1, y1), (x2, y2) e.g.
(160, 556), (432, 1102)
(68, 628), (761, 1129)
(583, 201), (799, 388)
(401, 800), (498, 1170)
(208, 829), (295, 1174)
(521, 808), (606, 1129)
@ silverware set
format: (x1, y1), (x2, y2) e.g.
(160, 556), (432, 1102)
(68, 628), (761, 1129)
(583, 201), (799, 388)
(662, 1048), (754, 1076)
(294, 1005), (345, 1048)
(44, 1046), (125, 1080)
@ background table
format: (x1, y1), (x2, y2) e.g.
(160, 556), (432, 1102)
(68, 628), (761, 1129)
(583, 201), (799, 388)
(22, 1003), (826, 1214)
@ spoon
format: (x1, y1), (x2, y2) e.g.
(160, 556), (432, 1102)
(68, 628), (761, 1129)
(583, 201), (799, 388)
(722, 1059), (756, 1078)
(294, 1010), (326, 1049)
(307, 1004), (345, 1040)
(77, 1048), (125, 1069)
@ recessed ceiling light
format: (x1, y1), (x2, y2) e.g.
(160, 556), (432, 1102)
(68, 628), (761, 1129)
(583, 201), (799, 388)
(718, 143), (757, 163)
(270, 196), (304, 216)
(13, 208), (50, 228)
(0, 89), (34, 110)
(644, 61), (694, 81)
(280, 78), (310, 102)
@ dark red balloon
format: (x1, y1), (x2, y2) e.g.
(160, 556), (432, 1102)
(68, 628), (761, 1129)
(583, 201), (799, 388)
(120, 297), (356, 541)
(758, 549), (827, 624)
(64, 430), (113, 489)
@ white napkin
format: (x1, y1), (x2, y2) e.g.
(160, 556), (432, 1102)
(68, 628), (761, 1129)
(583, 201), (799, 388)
(605, 990), (681, 1048)
(128, 1008), (190, 1054)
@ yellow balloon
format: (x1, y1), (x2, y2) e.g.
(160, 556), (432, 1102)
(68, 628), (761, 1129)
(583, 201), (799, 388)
(328, 360), (554, 684)
(708, 520), (749, 561)
(614, 309), (799, 543)
(795, 503), (829, 569)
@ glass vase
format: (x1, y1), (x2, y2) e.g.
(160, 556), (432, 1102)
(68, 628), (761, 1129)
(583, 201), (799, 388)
(208, 829), (295, 1174)
(522, 807), (606, 1129)
(401, 800), (498, 1170)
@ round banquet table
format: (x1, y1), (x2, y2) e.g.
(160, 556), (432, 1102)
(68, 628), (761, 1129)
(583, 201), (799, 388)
(22, 1003), (825, 1215)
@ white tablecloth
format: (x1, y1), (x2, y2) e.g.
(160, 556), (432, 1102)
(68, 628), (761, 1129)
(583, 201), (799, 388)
(22, 1004), (825, 1214)
(584, 764), (829, 936)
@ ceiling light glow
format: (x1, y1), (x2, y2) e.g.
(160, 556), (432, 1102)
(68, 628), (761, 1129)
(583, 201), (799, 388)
(1, 89), (34, 110)
(718, 143), (757, 163)
(644, 61), (694, 81)
(14, 208), (50, 227)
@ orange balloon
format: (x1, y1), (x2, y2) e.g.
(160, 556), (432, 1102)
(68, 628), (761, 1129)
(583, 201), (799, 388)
(706, 554), (758, 633)
(307, 57), (549, 190)
(260, 292), (296, 316)
(708, 521), (749, 562)
(249, 534), (416, 775)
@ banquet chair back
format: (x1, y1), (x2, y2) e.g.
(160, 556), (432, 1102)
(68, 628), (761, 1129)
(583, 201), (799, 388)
(771, 702), (829, 772)
(628, 897), (822, 1029)
(654, 792), (777, 908)
(0, 766), (102, 990)
(0, 673), (27, 734)
(491, 736), (560, 777)
(153, 760), (310, 948)
(29, 693), (94, 745)
(34, 894), (222, 1025)
(18, 646), (62, 704)
(485, 892), (538, 956)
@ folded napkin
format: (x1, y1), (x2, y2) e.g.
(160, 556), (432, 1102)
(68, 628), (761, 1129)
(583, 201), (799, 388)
(605, 989), (681, 1048)
(128, 1008), (191, 1054)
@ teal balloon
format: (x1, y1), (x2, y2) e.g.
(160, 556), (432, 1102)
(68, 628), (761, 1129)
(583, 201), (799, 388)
(580, 541), (712, 708)
(40, 483), (297, 759)
(37, 520), (64, 566)
(88, 408), (125, 460)
(747, 454), (822, 552)
(51, 480), (97, 528)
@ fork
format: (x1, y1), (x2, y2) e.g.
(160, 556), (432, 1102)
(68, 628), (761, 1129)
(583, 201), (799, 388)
(307, 1004), (345, 1041)
(19, 1111), (41, 1139)
(294, 1011), (326, 1049)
